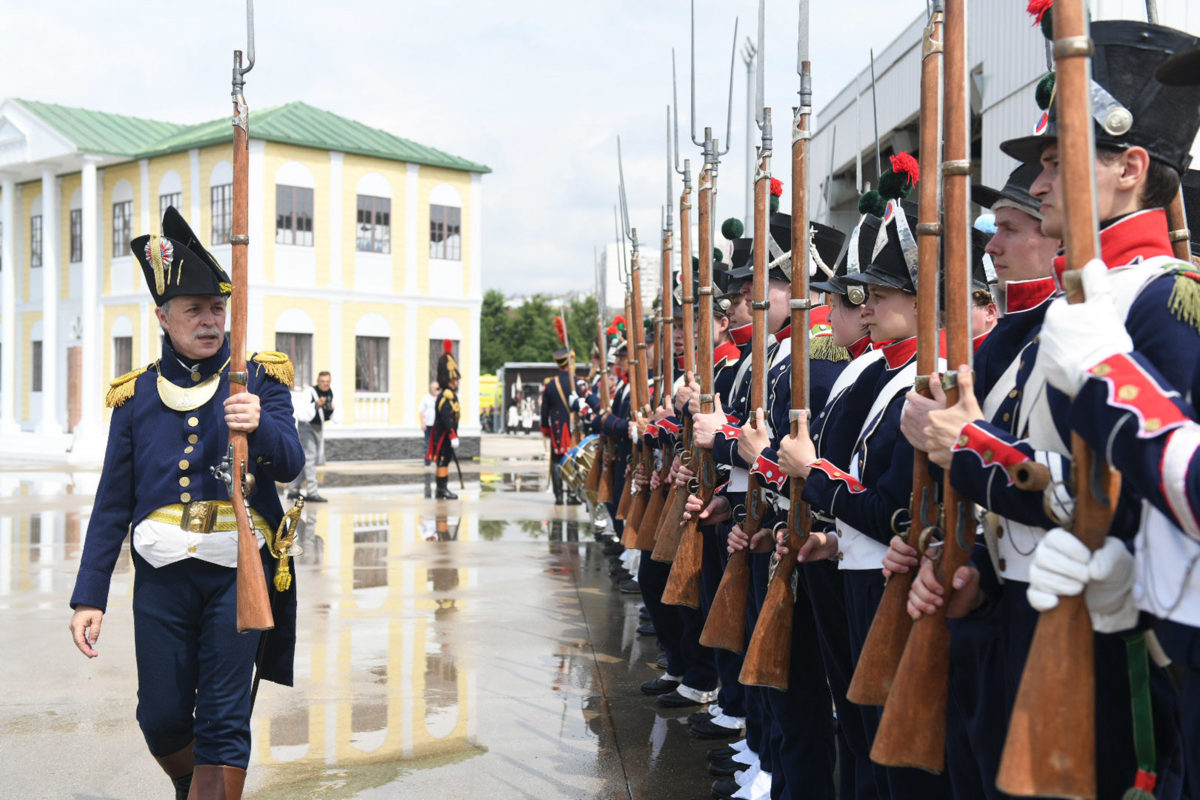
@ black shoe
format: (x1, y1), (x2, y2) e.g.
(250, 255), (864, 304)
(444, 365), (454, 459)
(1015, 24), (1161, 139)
(688, 710), (714, 725)
(602, 541), (625, 556)
(618, 578), (641, 594)
(609, 562), (630, 577)
(706, 745), (737, 761)
(692, 719), (744, 739)
(640, 676), (680, 696)
(635, 623), (656, 636)
(555, 495), (564, 505)
(638, 606), (651, 621)
(304, 494), (329, 503)
(657, 688), (703, 708)
(708, 756), (740, 777)
(711, 779), (739, 800)
(286, 490), (299, 499)
(566, 495), (583, 505)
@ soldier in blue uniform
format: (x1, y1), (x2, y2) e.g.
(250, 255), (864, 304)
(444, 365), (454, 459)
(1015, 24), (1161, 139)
(427, 343), (462, 500)
(67, 207), (303, 800)
(541, 346), (579, 505)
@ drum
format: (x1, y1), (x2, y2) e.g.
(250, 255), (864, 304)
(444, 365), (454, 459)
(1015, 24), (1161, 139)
(560, 433), (600, 501)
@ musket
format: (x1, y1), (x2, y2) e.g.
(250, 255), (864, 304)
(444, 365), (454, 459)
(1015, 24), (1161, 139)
(847, 0), (945, 708)
(653, 60), (699, 558)
(635, 111), (679, 550)
(218, 0), (273, 634)
(614, 204), (636, 526)
(699, 1), (767, 646)
(585, 248), (610, 501)
(663, 5), (737, 609)
(740, 0), (812, 691)
(997, 1), (1117, 795)
(871, 0), (969, 771)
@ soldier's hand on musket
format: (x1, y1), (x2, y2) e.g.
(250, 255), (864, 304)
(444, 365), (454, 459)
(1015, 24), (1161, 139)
(650, 470), (662, 491)
(682, 492), (730, 525)
(674, 382), (693, 414)
(728, 523), (773, 554)
(673, 459), (695, 488)
(777, 412), (816, 478)
(69, 605), (104, 658)
(738, 408), (770, 465)
(793, 530), (839, 563)
(685, 372), (702, 415)
(900, 380), (947, 452)
(881, 535), (920, 578)
(1037, 259), (1132, 396)
(906, 557), (982, 620)
(653, 403), (672, 422)
(224, 392), (261, 433)
(922, 366), (983, 469)
(691, 393), (725, 449)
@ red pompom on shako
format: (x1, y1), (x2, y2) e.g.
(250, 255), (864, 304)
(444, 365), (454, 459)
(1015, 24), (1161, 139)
(889, 152), (920, 187)
(770, 177), (783, 197)
(1027, 0), (1052, 25)
(554, 315), (567, 345)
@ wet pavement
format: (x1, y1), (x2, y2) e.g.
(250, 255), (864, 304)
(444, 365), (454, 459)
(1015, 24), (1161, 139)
(0, 436), (727, 799)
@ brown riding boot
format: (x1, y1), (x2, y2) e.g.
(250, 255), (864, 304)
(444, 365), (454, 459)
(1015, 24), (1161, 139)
(187, 765), (247, 800)
(153, 740), (194, 800)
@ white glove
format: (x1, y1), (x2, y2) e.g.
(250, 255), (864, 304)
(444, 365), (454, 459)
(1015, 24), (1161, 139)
(1036, 259), (1133, 396)
(1027, 528), (1090, 612)
(1083, 537), (1138, 633)
(451, 437), (460, 451)
(1027, 529), (1138, 634)
(628, 421), (639, 442)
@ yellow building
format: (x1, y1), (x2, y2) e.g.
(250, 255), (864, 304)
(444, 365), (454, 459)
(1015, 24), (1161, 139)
(0, 99), (489, 461)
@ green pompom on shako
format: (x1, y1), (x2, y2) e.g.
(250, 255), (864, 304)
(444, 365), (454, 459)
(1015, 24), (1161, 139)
(721, 218), (745, 240)
(1036, 72), (1056, 111)
(858, 190), (886, 217)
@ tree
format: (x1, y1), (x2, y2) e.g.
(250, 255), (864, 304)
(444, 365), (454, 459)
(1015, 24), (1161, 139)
(479, 289), (509, 373)
(503, 295), (561, 363)
(565, 295), (599, 364)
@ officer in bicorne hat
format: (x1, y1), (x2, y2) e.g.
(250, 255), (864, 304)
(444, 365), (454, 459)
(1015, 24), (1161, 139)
(541, 343), (580, 505)
(67, 207), (303, 800)
(428, 341), (462, 500)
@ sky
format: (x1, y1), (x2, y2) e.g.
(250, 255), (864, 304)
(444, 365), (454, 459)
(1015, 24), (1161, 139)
(0, 0), (932, 295)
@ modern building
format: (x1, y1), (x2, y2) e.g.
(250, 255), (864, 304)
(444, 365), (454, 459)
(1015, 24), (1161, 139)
(0, 98), (489, 462)
(806, 2), (1200, 232)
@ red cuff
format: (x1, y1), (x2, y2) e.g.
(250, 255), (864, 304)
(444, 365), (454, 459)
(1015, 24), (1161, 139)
(540, 426), (551, 436)
(717, 424), (742, 441)
(1087, 353), (1190, 439)
(658, 418), (681, 436)
(951, 422), (1030, 485)
(752, 453), (787, 491)
(808, 459), (866, 494)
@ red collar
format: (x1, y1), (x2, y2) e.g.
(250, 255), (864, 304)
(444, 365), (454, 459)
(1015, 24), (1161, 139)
(848, 335), (872, 359)
(714, 340), (741, 365)
(1003, 276), (1059, 314)
(775, 324), (792, 343)
(972, 330), (991, 354)
(730, 323), (753, 346)
(881, 336), (918, 369)
(1051, 209), (1172, 282)
(676, 355), (687, 371)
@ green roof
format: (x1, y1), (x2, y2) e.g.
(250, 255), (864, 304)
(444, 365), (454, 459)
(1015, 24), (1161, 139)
(15, 99), (186, 157)
(15, 99), (490, 174)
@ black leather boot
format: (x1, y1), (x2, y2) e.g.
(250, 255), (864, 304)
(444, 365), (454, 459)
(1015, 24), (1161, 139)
(435, 475), (458, 500)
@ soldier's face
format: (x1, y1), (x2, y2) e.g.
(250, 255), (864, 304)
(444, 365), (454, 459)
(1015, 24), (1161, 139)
(828, 294), (868, 348)
(986, 206), (1059, 289)
(862, 286), (918, 343)
(157, 295), (226, 361)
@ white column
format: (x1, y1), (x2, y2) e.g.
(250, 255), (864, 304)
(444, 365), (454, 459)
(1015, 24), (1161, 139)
(404, 301), (418, 431)
(0, 175), (16, 433)
(328, 299), (343, 422)
(138, 159), (150, 232)
(405, 163), (419, 293)
(329, 152), (344, 288)
(37, 170), (60, 435)
(189, 149), (201, 226)
(469, 173), (482, 299)
(77, 157), (101, 436)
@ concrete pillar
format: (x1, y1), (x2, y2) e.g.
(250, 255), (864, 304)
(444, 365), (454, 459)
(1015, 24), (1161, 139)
(37, 169), (60, 435)
(0, 175), (16, 433)
(77, 157), (100, 436)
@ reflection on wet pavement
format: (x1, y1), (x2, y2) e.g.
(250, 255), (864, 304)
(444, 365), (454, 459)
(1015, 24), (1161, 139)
(0, 469), (721, 799)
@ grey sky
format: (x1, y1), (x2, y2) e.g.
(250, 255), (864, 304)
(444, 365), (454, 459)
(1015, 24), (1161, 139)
(1, 0), (929, 294)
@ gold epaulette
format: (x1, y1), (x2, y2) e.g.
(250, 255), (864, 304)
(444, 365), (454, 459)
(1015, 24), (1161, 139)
(1168, 268), (1200, 334)
(105, 364), (150, 408)
(809, 333), (850, 363)
(250, 351), (294, 387)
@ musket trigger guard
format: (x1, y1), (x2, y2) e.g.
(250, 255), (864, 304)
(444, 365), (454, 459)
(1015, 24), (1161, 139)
(1043, 480), (1075, 529)
(890, 507), (912, 536)
(918, 526), (943, 560)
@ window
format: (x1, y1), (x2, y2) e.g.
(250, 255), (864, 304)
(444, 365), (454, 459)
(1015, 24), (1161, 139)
(275, 332), (313, 390)
(428, 339), (460, 384)
(31, 341), (42, 392)
(276, 185), (314, 246)
(112, 200), (133, 257)
(30, 215), (43, 268)
(69, 209), (82, 263)
(356, 195), (391, 253)
(355, 336), (389, 392)
(211, 184), (232, 244)
(113, 336), (132, 378)
(159, 192), (182, 222)
(429, 205), (461, 260)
